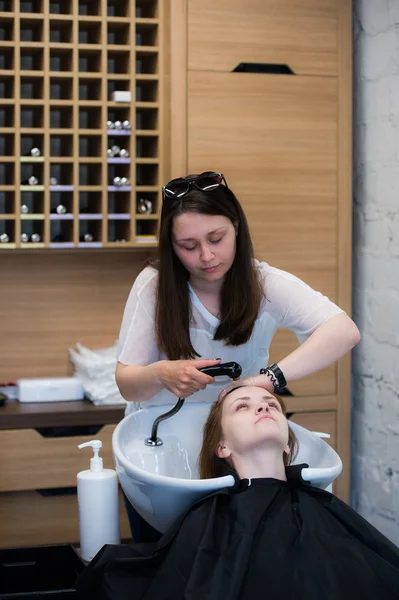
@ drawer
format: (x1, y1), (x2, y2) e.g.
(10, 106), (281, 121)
(288, 411), (336, 449)
(0, 487), (131, 548)
(0, 424), (117, 492)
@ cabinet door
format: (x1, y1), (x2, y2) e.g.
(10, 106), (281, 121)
(188, 0), (338, 75)
(188, 70), (338, 396)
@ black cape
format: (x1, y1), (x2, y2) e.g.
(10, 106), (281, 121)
(76, 466), (399, 600)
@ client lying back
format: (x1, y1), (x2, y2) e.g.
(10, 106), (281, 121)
(77, 386), (399, 600)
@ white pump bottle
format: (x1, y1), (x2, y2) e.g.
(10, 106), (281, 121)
(77, 439), (120, 562)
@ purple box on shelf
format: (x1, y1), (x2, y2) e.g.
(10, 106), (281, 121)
(49, 214), (74, 220)
(49, 185), (75, 192)
(78, 242), (103, 248)
(107, 158), (131, 164)
(107, 130), (131, 136)
(107, 186), (131, 192)
(50, 242), (75, 248)
(78, 214), (103, 220)
(108, 213), (131, 220)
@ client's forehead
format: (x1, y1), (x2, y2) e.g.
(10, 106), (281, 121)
(226, 386), (277, 404)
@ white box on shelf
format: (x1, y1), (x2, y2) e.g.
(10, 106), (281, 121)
(111, 90), (132, 103)
(18, 377), (85, 403)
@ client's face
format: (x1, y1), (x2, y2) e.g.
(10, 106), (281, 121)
(217, 386), (289, 459)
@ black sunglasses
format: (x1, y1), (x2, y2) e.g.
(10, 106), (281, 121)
(162, 171), (228, 199)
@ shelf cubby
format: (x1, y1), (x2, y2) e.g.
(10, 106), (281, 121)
(20, 47), (43, 71)
(136, 135), (158, 158)
(78, 49), (101, 73)
(78, 20), (102, 44)
(0, 0), (13, 11)
(50, 134), (73, 157)
(0, 218), (15, 246)
(0, 190), (14, 213)
(0, 75), (13, 99)
(0, 162), (14, 184)
(107, 218), (130, 243)
(136, 107), (158, 130)
(79, 191), (102, 214)
(107, 78), (130, 100)
(107, 22), (130, 45)
(50, 190), (73, 214)
(79, 107), (101, 129)
(79, 163), (102, 186)
(20, 0), (44, 12)
(79, 135), (102, 157)
(79, 217), (102, 245)
(107, 0), (130, 18)
(107, 50), (130, 74)
(49, 106), (73, 128)
(79, 78), (101, 101)
(108, 191), (130, 215)
(20, 190), (44, 214)
(21, 162), (43, 185)
(0, 46), (13, 69)
(136, 163), (158, 186)
(21, 218), (44, 245)
(79, 0), (101, 17)
(0, 17), (14, 41)
(50, 76), (73, 100)
(135, 79), (157, 102)
(49, 19), (73, 44)
(50, 218), (73, 245)
(20, 77), (43, 99)
(136, 191), (158, 215)
(20, 18), (44, 42)
(136, 50), (158, 75)
(50, 48), (72, 72)
(21, 133), (44, 157)
(0, 133), (14, 156)
(135, 0), (158, 18)
(50, 162), (73, 186)
(49, 0), (72, 14)
(136, 22), (158, 46)
(0, 105), (14, 128)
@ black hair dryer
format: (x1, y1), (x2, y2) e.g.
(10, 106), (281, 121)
(144, 361), (242, 446)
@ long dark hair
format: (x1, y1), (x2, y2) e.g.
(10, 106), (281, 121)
(154, 175), (264, 359)
(198, 393), (298, 479)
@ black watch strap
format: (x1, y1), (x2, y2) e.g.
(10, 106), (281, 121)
(260, 363), (287, 393)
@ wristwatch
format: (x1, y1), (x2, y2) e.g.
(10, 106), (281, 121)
(260, 363), (287, 394)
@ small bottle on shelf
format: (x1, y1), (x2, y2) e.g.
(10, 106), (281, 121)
(122, 120), (131, 130)
(31, 233), (41, 243)
(50, 177), (58, 186)
(119, 149), (129, 158)
(24, 147), (41, 157)
(120, 177), (130, 186)
(113, 176), (122, 186)
(107, 120), (114, 129)
(137, 198), (153, 214)
(20, 204), (29, 214)
(0, 233), (10, 243)
(21, 233), (29, 243)
(55, 205), (67, 215)
(22, 176), (39, 185)
(81, 233), (94, 243)
(114, 120), (123, 130)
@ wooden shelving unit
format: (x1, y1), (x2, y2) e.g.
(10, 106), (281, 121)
(0, 0), (166, 249)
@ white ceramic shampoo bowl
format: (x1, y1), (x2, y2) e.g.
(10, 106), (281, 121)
(113, 402), (342, 533)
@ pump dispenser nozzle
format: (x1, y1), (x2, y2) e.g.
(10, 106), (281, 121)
(78, 439), (103, 472)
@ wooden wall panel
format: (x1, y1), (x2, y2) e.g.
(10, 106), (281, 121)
(188, 70), (338, 396)
(0, 251), (154, 381)
(188, 0), (338, 75)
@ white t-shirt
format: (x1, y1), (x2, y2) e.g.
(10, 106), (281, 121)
(117, 260), (343, 414)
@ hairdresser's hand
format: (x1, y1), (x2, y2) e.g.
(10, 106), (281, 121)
(153, 359), (221, 398)
(219, 373), (274, 401)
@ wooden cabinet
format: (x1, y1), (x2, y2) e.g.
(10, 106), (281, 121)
(170, 0), (352, 501)
(188, 0), (339, 75)
(0, 400), (130, 548)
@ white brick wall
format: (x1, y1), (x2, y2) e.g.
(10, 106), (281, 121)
(352, 0), (399, 544)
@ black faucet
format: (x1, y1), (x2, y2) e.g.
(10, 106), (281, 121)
(144, 362), (242, 447)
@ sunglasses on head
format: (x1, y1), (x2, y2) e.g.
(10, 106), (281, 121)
(162, 171), (228, 199)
